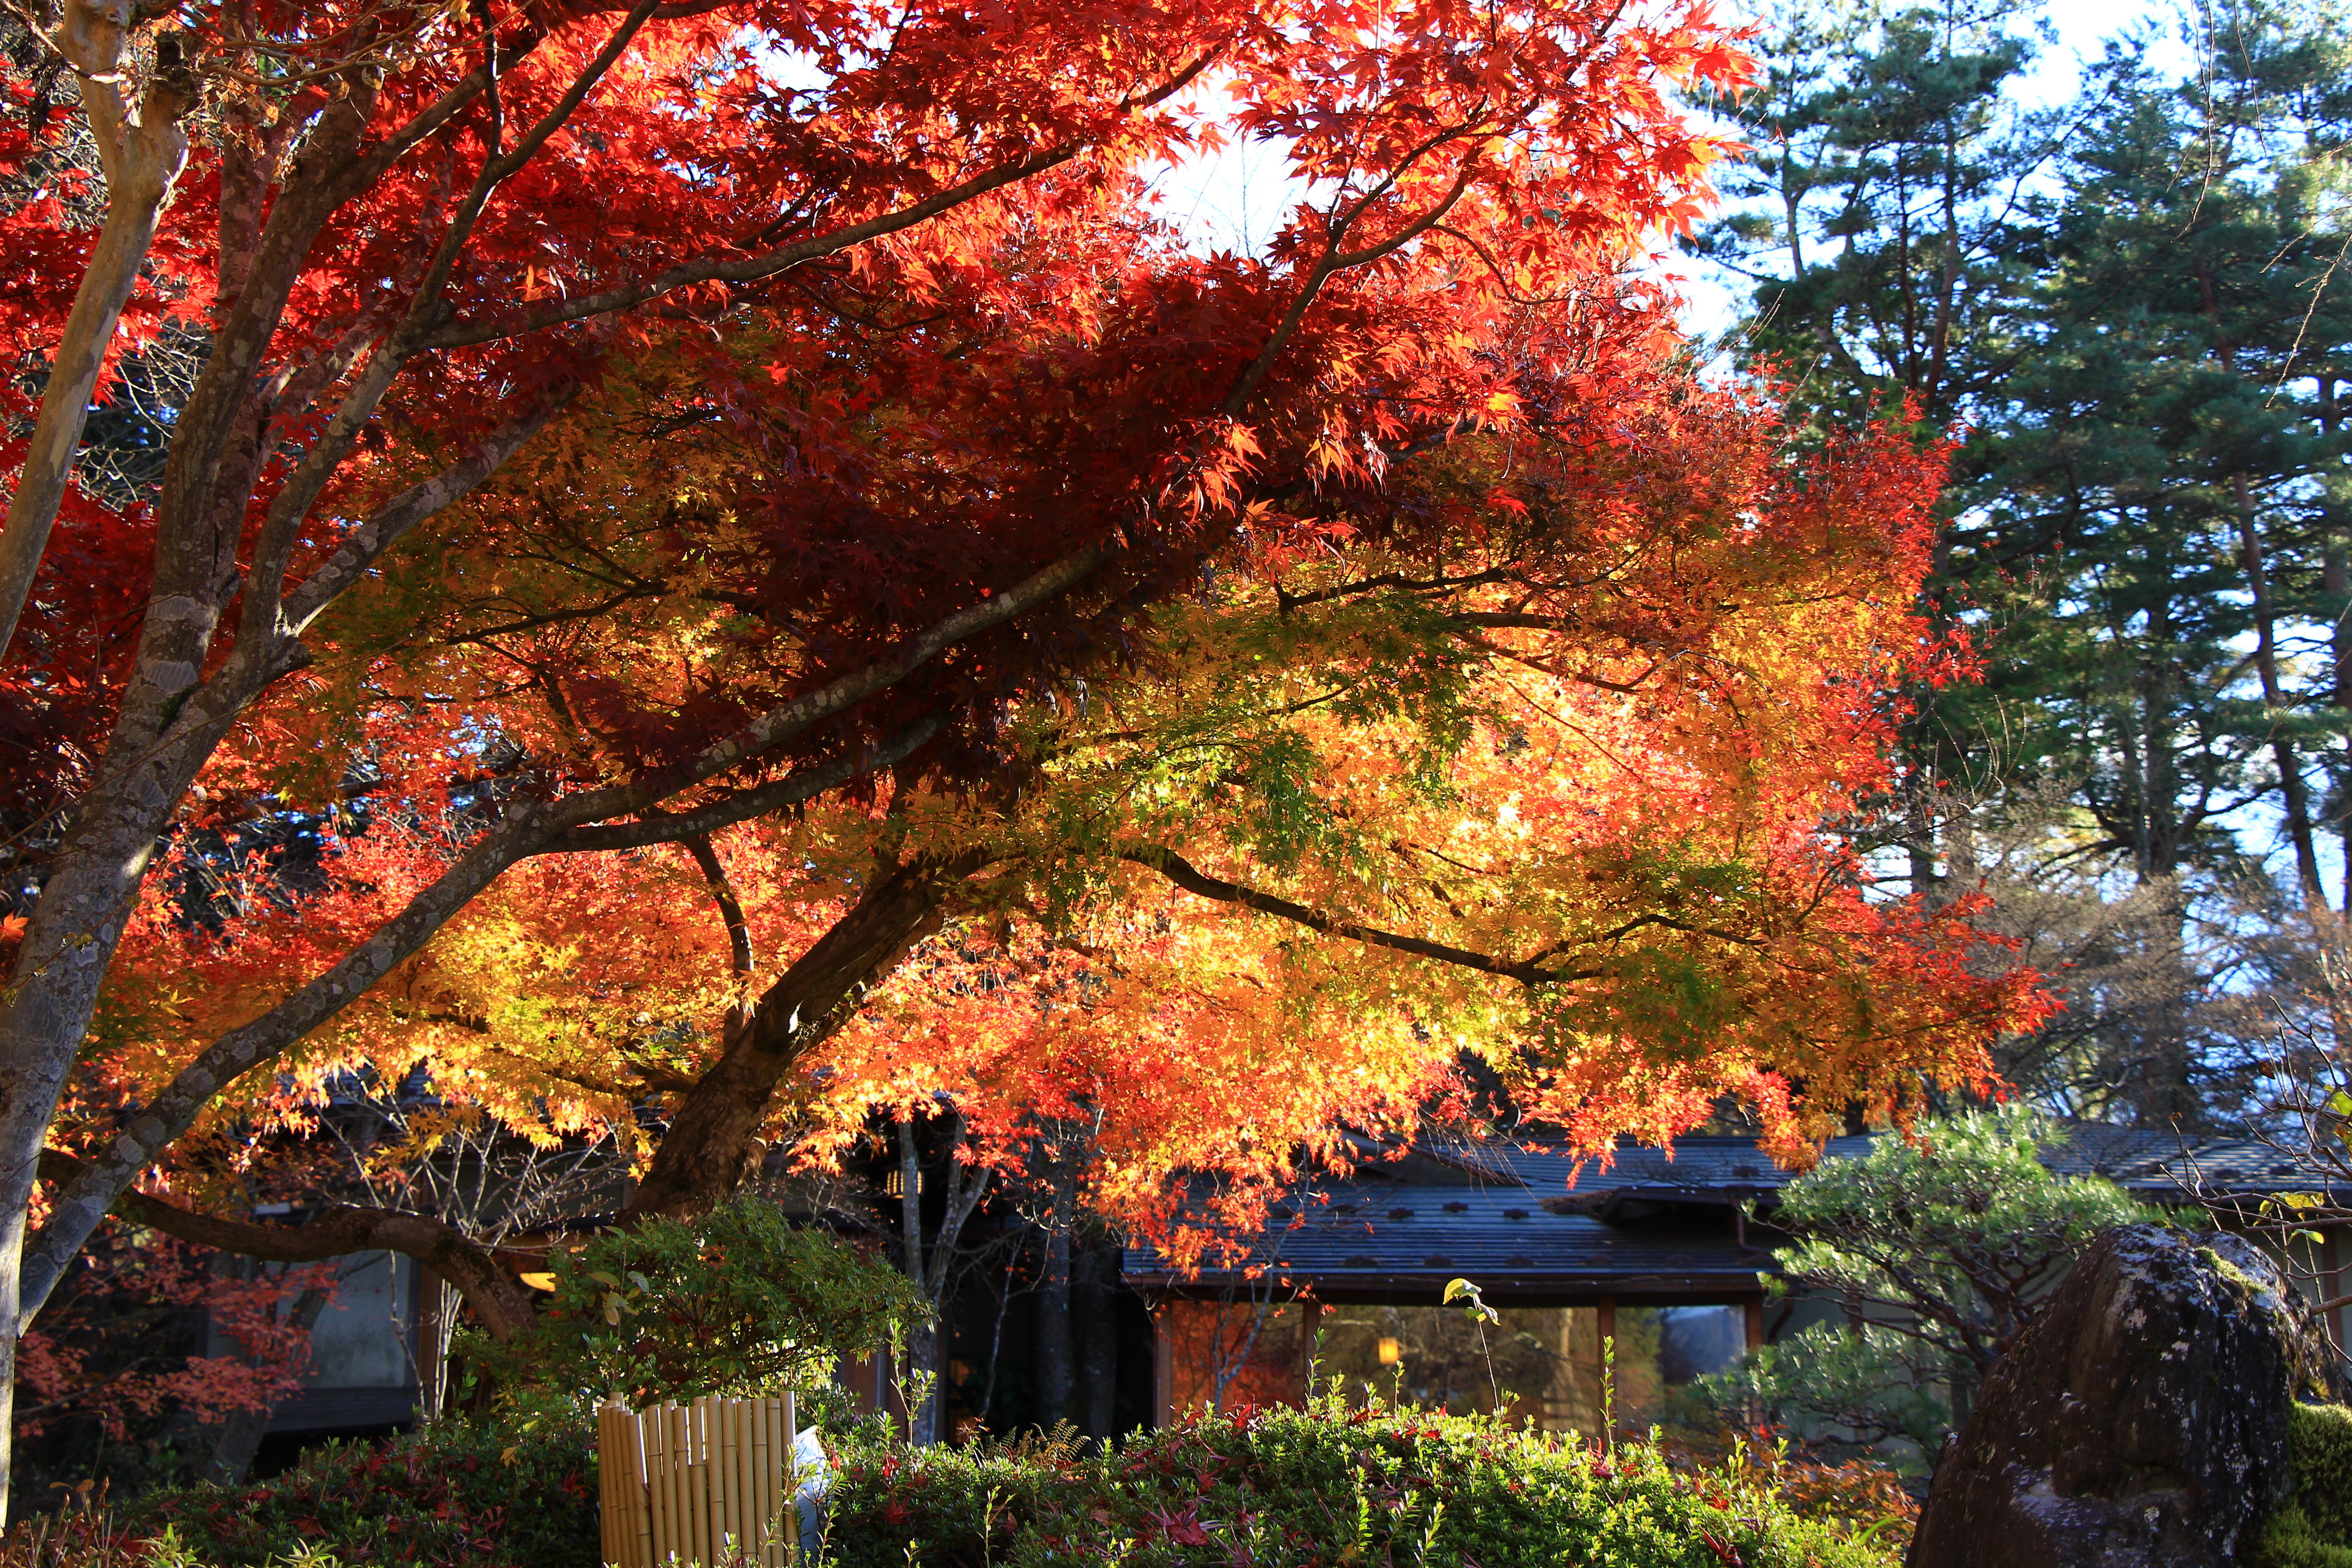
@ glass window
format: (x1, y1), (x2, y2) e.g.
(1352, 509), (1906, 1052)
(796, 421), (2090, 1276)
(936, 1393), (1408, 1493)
(1159, 1299), (1752, 1438)
(1612, 1305), (1745, 1430)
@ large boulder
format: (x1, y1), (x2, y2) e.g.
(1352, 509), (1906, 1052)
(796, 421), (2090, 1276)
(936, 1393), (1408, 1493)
(1909, 1225), (2345, 1568)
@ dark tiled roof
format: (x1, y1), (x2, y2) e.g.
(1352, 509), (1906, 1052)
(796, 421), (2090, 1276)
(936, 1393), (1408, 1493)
(1123, 1182), (1771, 1302)
(2034, 1124), (2325, 1196)
(1411, 1125), (2336, 1203)
(1123, 1122), (2341, 1299)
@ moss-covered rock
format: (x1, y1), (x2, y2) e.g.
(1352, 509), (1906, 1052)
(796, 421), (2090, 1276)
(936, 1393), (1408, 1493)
(1909, 1226), (2342, 1568)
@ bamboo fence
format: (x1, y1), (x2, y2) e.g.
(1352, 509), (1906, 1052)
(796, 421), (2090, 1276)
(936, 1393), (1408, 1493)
(597, 1392), (803, 1568)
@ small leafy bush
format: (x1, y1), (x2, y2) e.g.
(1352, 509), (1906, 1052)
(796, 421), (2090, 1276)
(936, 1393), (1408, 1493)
(461, 1196), (926, 1410)
(821, 1400), (1906, 1568)
(0, 1500), (158, 1568)
(130, 1413), (599, 1568)
(2252, 1401), (2352, 1568)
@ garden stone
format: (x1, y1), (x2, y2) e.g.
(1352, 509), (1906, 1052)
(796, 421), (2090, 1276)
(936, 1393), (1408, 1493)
(1908, 1224), (2344, 1568)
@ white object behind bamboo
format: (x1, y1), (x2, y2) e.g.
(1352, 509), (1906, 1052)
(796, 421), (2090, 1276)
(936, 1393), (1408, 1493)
(597, 1392), (803, 1568)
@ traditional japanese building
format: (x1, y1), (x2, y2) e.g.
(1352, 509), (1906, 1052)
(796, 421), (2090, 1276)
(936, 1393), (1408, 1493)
(1122, 1126), (2352, 1434)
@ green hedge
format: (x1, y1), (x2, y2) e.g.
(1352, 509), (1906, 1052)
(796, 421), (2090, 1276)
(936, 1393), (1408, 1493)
(822, 1405), (1902, 1568)
(2251, 1402), (2352, 1568)
(131, 1414), (600, 1568)
(85, 1403), (1904, 1568)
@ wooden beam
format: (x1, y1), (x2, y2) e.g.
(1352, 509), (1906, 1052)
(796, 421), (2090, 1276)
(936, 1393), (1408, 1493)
(1152, 1302), (1176, 1427)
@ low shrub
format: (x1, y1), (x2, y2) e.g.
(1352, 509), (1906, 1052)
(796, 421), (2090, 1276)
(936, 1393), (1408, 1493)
(821, 1401), (1906, 1568)
(14, 1399), (1911, 1567)
(2251, 1401), (2352, 1568)
(130, 1413), (599, 1568)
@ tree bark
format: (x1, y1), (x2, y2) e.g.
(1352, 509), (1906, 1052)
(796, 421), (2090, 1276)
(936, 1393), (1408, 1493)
(35, 1151), (538, 1343)
(1076, 1241), (1118, 1442)
(1033, 1164), (1077, 1430)
(0, 6), (196, 657)
(2328, 377), (2352, 906)
(896, 1117), (941, 1446)
(622, 855), (974, 1222)
(2234, 471), (2327, 906)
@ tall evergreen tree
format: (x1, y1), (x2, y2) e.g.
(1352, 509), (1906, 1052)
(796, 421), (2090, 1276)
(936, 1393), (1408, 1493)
(1697, 0), (2352, 1122)
(1692, 0), (2069, 893)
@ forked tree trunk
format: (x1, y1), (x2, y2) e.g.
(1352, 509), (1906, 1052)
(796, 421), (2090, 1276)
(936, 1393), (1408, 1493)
(623, 858), (969, 1221)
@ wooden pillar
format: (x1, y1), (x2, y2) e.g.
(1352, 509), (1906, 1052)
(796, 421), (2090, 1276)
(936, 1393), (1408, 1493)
(414, 1260), (442, 1419)
(1152, 1302), (1175, 1428)
(1296, 1299), (1324, 1406)
(1744, 1295), (1765, 1353)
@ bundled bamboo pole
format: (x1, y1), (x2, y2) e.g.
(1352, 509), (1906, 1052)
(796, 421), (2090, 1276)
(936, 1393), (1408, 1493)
(733, 1398), (755, 1563)
(627, 1409), (656, 1568)
(598, 1404), (622, 1568)
(596, 1392), (812, 1567)
(707, 1396), (729, 1562)
(690, 1400), (705, 1560)
(646, 1403), (671, 1568)
(672, 1401), (685, 1565)
(751, 1400), (768, 1561)
(777, 1395), (797, 1567)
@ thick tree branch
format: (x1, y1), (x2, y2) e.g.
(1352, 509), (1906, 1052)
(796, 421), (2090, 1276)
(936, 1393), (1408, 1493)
(554, 712), (947, 853)
(0, 11), (196, 657)
(22, 550), (1098, 1318)
(686, 834), (755, 980)
(270, 387), (583, 642)
(36, 1152), (536, 1342)
(622, 849), (991, 1220)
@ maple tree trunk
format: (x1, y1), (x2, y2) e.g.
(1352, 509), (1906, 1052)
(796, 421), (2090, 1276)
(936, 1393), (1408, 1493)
(624, 858), (969, 1222)
(1034, 1166), (1077, 1428)
(1076, 1242), (1119, 1442)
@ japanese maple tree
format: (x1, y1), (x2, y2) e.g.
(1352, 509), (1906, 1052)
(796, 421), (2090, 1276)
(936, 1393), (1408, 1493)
(0, 0), (2034, 1504)
(76, 336), (2046, 1398)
